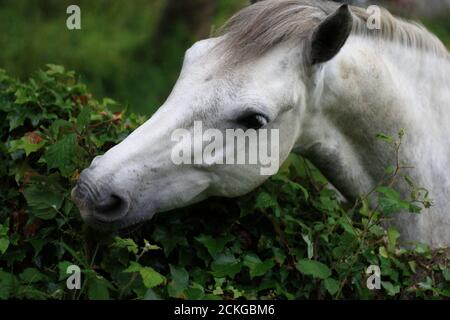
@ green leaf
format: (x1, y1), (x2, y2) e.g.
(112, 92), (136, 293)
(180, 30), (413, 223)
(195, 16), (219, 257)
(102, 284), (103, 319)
(9, 135), (45, 156)
(381, 281), (400, 296)
(143, 288), (163, 300)
(296, 259), (331, 279)
(379, 246), (389, 258)
(0, 222), (10, 255)
(255, 192), (277, 209)
(195, 234), (233, 256)
(338, 216), (357, 236)
(442, 268), (450, 281)
(376, 133), (394, 145)
(387, 227), (400, 252)
(77, 106), (92, 131)
(14, 87), (34, 104)
(378, 197), (410, 215)
(243, 254), (275, 279)
(42, 133), (86, 177)
(185, 283), (205, 300)
(114, 237), (138, 255)
(0, 238), (9, 255)
(140, 267), (165, 289)
(23, 182), (64, 220)
(49, 119), (72, 138)
(46, 64), (65, 75)
(168, 265), (189, 298)
(0, 271), (16, 300)
(272, 247), (286, 265)
(152, 228), (188, 256)
(123, 261), (142, 273)
(58, 261), (73, 280)
(376, 186), (413, 214)
(377, 186), (400, 200)
(19, 268), (47, 283)
(88, 275), (110, 300)
(211, 254), (242, 278)
(324, 278), (340, 295)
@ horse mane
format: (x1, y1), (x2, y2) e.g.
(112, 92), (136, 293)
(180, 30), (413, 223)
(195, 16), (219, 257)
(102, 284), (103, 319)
(216, 0), (449, 64)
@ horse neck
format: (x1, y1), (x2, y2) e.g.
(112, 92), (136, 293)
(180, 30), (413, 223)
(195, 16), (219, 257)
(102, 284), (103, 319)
(298, 36), (450, 200)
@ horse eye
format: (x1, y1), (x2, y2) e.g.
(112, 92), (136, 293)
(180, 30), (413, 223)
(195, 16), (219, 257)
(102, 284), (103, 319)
(237, 114), (268, 130)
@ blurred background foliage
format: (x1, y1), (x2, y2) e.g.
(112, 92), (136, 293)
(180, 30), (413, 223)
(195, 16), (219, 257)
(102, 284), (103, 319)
(0, 0), (448, 116)
(0, 0), (247, 115)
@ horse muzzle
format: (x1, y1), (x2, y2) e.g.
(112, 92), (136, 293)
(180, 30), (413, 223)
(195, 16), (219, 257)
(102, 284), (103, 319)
(71, 170), (131, 229)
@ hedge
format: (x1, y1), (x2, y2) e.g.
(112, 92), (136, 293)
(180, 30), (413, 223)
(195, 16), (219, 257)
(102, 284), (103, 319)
(0, 66), (448, 300)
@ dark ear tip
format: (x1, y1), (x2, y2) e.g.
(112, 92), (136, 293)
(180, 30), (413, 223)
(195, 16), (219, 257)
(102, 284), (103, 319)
(337, 4), (352, 16)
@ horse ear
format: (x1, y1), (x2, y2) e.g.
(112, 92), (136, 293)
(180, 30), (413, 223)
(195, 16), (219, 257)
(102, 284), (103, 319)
(309, 4), (353, 65)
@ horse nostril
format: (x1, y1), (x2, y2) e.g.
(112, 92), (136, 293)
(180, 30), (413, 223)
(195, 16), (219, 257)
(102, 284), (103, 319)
(93, 194), (129, 222)
(95, 195), (122, 213)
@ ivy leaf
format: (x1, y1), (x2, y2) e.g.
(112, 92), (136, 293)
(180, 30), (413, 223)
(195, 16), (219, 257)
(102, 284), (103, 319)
(23, 182), (64, 220)
(243, 254), (275, 279)
(167, 265), (189, 298)
(296, 259), (331, 279)
(0, 221), (9, 254)
(324, 278), (340, 295)
(42, 133), (86, 177)
(195, 234), (234, 256)
(88, 275), (110, 300)
(140, 267), (166, 289)
(211, 254), (242, 278)
(125, 262), (166, 289)
(49, 119), (72, 138)
(152, 228), (188, 256)
(0, 238), (9, 255)
(143, 288), (163, 300)
(123, 261), (142, 273)
(46, 64), (65, 75)
(19, 268), (47, 283)
(114, 237), (138, 255)
(377, 186), (401, 200)
(255, 192), (278, 209)
(8, 132), (45, 156)
(0, 271), (16, 300)
(381, 281), (400, 296)
(183, 282), (205, 300)
(77, 106), (92, 131)
(387, 227), (400, 252)
(442, 268), (450, 281)
(14, 87), (35, 104)
(58, 261), (73, 280)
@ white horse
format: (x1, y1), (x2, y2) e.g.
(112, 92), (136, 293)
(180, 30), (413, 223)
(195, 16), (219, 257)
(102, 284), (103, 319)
(72, 0), (450, 249)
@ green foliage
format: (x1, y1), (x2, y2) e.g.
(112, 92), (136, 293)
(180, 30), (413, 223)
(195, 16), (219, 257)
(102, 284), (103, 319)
(0, 0), (249, 115)
(0, 67), (449, 300)
(423, 15), (450, 49)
